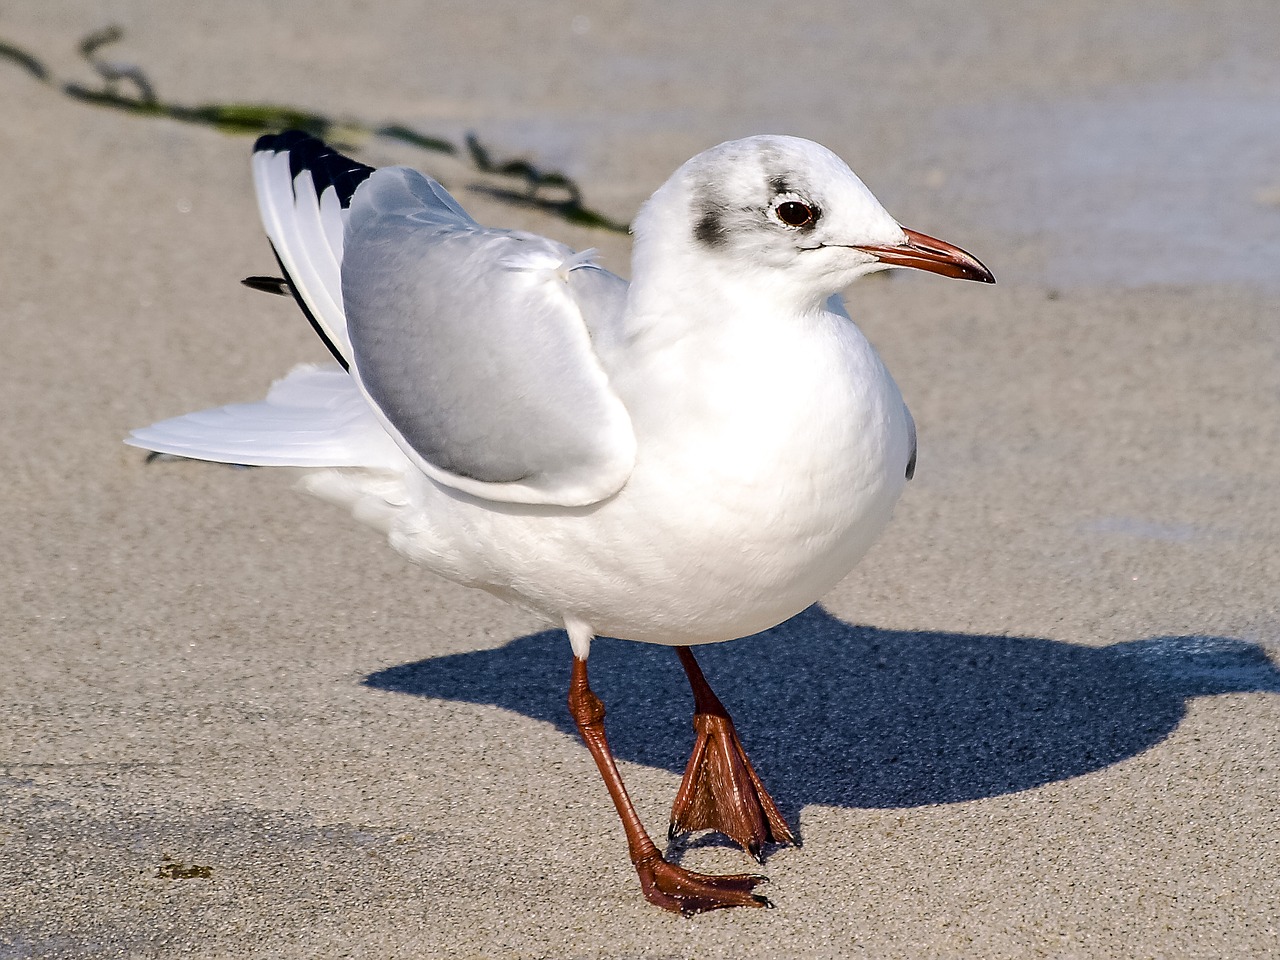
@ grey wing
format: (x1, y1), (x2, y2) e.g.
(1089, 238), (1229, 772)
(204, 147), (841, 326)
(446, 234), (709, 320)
(341, 166), (635, 506)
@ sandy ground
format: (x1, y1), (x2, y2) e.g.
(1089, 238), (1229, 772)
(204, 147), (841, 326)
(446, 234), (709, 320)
(3, 2), (1279, 958)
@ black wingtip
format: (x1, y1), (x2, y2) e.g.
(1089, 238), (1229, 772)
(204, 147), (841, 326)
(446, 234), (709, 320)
(241, 275), (291, 296)
(254, 129), (312, 155)
(253, 129), (375, 208)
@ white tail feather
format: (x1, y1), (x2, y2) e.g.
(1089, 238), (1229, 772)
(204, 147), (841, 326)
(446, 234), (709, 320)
(127, 364), (405, 469)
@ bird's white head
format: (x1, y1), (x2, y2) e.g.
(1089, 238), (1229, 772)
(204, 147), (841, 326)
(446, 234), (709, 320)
(631, 135), (993, 310)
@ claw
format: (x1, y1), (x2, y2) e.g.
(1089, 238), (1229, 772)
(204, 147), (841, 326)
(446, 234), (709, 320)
(635, 855), (772, 914)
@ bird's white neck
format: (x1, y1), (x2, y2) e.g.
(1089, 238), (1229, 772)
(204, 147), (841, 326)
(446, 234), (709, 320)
(625, 241), (832, 353)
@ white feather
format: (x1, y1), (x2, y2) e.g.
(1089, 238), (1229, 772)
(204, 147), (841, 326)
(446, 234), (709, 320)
(318, 185), (346, 267)
(251, 151), (351, 359)
(126, 364), (404, 468)
(286, 169), (346, 331)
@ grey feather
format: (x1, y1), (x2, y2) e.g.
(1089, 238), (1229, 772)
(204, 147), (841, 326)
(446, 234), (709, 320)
(341, 167), (635, 506)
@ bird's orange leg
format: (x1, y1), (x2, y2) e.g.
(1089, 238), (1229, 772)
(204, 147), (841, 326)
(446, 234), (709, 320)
(567, 656), (771, 914)
(668, 646), (797, 861)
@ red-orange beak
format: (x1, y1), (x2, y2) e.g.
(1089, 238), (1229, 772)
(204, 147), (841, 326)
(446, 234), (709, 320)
(855, 227), (995, 283)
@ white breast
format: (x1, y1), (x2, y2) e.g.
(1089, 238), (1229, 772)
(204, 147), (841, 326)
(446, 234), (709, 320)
(386, 302), (912, 647)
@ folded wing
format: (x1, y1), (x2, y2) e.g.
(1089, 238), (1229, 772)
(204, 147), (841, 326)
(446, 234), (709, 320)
(341, 165), (635, 506)
(132, 134), (635, 508)
(251, 131), (375, 368)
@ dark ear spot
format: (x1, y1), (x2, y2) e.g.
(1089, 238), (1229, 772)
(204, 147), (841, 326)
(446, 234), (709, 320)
(694, 203), (728, 248)
(768, 173), (794, 196)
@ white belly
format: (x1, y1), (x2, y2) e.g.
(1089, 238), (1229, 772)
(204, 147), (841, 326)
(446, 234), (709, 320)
(370, 306), (912, 646)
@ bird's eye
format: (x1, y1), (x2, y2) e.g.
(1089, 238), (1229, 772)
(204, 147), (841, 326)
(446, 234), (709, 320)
(774, 200), (816, 228)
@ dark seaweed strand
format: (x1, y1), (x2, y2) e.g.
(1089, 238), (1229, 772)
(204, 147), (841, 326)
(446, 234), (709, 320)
(34, 25), (629, 233)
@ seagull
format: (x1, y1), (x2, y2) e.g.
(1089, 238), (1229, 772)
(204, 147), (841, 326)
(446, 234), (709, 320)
(128, 131), (993, 913)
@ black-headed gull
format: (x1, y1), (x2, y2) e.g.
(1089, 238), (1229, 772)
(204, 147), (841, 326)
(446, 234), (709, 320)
(129, 132), (993, 913)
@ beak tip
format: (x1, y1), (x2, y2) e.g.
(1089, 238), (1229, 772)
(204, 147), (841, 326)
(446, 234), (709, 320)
(874, 227), (996, 286)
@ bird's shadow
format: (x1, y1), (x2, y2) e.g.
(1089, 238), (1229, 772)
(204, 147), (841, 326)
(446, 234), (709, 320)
(364, 606), (1279, 823)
